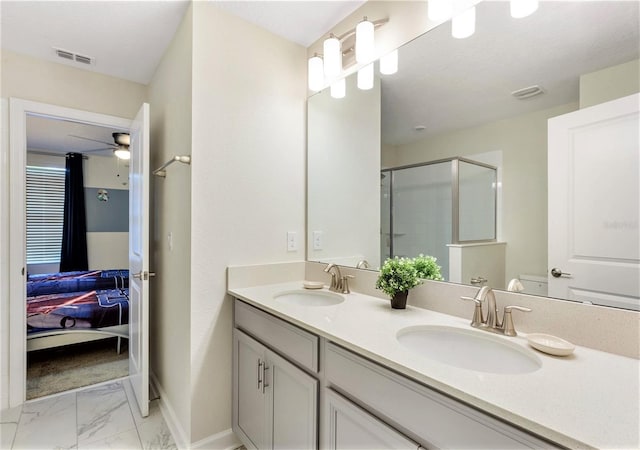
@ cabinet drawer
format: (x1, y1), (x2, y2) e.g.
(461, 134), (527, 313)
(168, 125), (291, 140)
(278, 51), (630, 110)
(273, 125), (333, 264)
(325, 343), (556, 449)
(235, 299), (319, 372)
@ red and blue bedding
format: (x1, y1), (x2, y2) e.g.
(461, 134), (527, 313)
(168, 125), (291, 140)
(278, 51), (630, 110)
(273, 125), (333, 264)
(26, 270), (130, 334)
(27, 269), (128, 297)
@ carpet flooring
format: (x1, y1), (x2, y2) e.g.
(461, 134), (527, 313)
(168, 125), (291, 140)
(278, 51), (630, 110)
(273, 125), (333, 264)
(27, 338), (129, 400)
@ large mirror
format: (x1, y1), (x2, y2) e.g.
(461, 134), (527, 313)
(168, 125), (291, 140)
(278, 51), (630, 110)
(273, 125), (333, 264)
(308, 1), (639, 310)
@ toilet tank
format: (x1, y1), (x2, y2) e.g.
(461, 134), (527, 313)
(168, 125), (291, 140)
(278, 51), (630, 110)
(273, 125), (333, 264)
(519, 274), (548, 296)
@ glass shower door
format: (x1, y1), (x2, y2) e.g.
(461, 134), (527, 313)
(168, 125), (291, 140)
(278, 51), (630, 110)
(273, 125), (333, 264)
(391, 162), (452, 280)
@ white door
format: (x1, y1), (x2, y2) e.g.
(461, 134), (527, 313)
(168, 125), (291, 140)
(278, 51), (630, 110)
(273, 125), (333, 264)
(128, 103), (151, 416)
(548, 93), (639, 310)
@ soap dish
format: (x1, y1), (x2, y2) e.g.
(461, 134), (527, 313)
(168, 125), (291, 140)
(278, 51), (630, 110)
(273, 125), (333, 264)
(527, 333), (575, 356)
(302, 280), (324, 290)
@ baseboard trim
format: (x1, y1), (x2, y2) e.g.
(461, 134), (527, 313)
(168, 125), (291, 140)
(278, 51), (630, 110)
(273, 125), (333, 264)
(150, 372), (189, 449)
(191, 428), (241, 450)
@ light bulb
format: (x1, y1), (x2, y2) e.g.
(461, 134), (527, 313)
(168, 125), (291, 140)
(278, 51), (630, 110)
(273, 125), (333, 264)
(357, 63), (374, 90)
(452, 6), (475, 39)
(380, 49), (398, 75)
(355, 18), (375, 63)
(323, 34), (341, 79)
(308, 54), (324, 91)
(114, 147), (130, 160)
(330, 78), (346, 99)
(428, 0), (452, 22)
(510, 0), (539, 19)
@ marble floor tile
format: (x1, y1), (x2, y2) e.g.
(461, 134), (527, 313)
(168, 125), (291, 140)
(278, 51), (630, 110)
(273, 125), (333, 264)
(77, 428), (142, 450)
(7, 379), (177, 450)
(1, 423), (17, 449)
(124, 381), (176, 449)
(77, 382), (136, 445)
(135, 401), (177, 450)
(12, 392), (77, 449)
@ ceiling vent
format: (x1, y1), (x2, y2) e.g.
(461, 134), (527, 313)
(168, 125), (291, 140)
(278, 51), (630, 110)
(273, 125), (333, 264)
(511, 85), (544, 100)
(53, 48), (94, 65)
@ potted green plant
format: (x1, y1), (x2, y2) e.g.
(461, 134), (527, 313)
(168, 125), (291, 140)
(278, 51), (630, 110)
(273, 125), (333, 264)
(412, 254), (444, 281)
(375, 257), (422, 309)
(375, 255), (444, 309)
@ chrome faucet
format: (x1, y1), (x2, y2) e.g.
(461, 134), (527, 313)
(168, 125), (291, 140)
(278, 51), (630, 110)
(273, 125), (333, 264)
(356, 260), (370, 269)
(324, 263), (343, 292)
(461, 286), (531, 336)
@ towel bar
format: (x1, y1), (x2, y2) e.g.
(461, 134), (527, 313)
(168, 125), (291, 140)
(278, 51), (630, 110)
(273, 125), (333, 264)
(153, 155), (191, 178)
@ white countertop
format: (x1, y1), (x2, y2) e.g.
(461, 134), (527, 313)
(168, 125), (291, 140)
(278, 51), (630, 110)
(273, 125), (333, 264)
(229, 281), (640, 450)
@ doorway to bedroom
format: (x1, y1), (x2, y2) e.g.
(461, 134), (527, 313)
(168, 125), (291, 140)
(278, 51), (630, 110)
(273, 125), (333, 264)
(25, 115), (131, 399)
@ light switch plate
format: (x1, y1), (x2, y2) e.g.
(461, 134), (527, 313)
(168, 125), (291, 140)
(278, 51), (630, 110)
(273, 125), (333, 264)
(313, 231), (323, 250)
(287, 231), (298, 251)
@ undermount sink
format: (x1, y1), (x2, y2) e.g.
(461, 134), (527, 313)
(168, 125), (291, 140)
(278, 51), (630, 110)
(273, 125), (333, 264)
(397, 325), (542, 374)
(274, 289), (344, 307)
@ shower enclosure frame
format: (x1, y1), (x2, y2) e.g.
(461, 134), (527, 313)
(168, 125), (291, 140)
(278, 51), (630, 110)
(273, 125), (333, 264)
(381, 156), (498, 260)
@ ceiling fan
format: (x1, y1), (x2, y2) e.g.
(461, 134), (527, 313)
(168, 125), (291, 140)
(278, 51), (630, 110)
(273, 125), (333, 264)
(69, 132), (131, 160)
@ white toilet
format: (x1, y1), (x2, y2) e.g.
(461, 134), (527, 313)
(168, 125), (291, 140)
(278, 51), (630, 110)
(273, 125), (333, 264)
(519, 274), (548, 296)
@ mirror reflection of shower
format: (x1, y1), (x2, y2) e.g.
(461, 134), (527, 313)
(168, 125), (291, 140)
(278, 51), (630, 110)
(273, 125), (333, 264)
(380, 157), (497, 281)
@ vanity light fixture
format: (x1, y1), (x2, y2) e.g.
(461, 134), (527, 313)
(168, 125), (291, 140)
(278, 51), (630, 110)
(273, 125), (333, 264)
(308, 53), (324, 91)
(309, 17), (390, 94)
(355, 17), (375, 63)
(510, 0), (539, 19)
(323, 34), (342, 79)
(380, 49), (398, 75)
(428, 0), (453, 22)
(452, 5), (476, 39)
(330, 78), (346, 99)
(357, 63), (374, 90)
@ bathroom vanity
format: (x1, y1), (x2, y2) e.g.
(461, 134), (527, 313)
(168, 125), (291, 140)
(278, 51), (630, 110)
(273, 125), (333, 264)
(228, 278), (639, 450)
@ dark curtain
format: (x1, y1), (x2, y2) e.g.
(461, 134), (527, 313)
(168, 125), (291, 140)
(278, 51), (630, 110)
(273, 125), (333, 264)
(60, 153), (88, 272)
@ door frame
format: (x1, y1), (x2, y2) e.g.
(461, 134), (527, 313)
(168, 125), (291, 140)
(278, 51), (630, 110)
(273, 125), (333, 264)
(8, 98), (132, 407)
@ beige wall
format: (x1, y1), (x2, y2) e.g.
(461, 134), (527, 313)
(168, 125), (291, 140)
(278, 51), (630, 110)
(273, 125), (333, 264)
(1, 98), (8, 410)
(392, 102), (578, 284)
(146, 4), (193, 445)
(580, 59), (640, 109)
(1, 50), (146, 119)
(189, 2), (306, 443)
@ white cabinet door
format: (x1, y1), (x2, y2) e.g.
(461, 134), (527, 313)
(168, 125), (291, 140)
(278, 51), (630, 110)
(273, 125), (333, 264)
(324, 389), (419, 450)
(268, 350), (318, 449)
(234, 330), (269, 450)
(234, 329), (319, 450)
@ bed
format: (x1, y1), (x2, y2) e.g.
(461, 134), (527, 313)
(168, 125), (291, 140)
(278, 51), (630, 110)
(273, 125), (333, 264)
(26, 270), (130, 353)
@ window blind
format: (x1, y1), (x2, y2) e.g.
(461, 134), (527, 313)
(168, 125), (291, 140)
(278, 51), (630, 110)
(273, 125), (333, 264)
(26, 166), (66, 264)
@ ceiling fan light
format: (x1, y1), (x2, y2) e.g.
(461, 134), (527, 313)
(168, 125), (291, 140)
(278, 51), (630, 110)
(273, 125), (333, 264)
(357, 63), (374, 90)
(452, 6), (475, 39)
(510, 0), (539, 19)
(308, 53), (324, 91)
(355, 18), (375, 63)
(114, 147), (130, 160)
(380, 49), (398, 75)
(323, 34), (342, 79)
